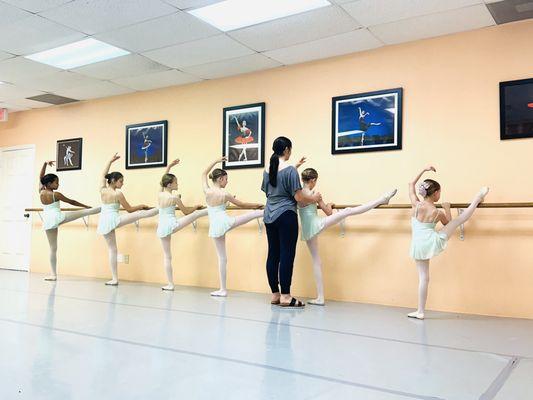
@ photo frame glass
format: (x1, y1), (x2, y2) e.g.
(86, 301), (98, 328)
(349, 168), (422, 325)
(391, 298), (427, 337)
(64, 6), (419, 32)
(56, 138), (82, 171)
(126, 121), (168, 169)
(500, 78), (533, 140)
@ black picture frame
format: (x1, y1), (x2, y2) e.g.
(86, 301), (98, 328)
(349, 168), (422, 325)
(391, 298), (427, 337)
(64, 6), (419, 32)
(500, 78), (533, 140)
(56, 138), (83, 171)
(331, 88), (403, 155)
(125, 120), (168, 170)
(222, 102), (265, 170)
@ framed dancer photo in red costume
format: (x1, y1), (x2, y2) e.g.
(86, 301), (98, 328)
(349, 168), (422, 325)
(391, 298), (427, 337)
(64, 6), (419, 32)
(222, 102), (265, 170)
(56, 138), (83, 171)
(125, 120), (168, 170)
(332, 88), (403, 155)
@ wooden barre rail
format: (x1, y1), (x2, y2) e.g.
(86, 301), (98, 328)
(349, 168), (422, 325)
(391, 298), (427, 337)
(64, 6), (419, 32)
(23, 202), (533, 213)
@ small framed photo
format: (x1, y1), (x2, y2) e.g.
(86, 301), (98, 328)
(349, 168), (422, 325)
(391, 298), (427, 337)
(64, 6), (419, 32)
(125, 120), (168, 169)
(56, 138), (82, 171)
(332, 88), (403, 154)
(500, 78), (533, 140)
(222, 102), (265, 169)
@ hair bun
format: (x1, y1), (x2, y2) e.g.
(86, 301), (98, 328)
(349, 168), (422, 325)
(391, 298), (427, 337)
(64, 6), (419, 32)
(105, 173), (112, 179)
(208, 172), (213, 180)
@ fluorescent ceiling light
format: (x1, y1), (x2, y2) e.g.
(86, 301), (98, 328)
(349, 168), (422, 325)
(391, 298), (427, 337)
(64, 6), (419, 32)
(189, 0), (331, 31)
(25, 38), (129, 69)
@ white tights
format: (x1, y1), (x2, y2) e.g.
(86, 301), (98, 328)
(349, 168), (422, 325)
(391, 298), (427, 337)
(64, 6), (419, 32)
(410, 189), (487, 319)
(211, 210), (263, 297)
(103, 208), (158, 285)
(159, 209), (208, 290)
(44, 207), (101, 280)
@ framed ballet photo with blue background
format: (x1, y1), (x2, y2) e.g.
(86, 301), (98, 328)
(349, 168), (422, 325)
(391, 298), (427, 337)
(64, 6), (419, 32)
(222, 102), (265, 170)
(125, 120), (168, 169)
(500, 78), (533, 140)
(56, 138), (82, 171)
(332, 88), (403, 154)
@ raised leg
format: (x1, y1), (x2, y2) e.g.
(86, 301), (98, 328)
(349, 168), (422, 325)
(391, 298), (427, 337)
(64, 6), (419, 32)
(439, 187), (489, 239)
(160, 236), (174, 291)
(229, 210), (263, 231)
(408, 259), (430, 320)
(60, 207), (101, 225)
(116, 208), (158, 228)
(44, 229), (58, 281)
(321, 189), (397, 231)
(211, 236), (228, 297)
(305, 236), (324, 305)
(103, 231), (119, 286)
(172, 209), (208, 234)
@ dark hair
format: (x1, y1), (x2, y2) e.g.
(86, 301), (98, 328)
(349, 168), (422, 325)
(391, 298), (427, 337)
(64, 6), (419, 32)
(105, 171), (124, 184)
(422, 179), (441, 198)
(301, 168), (318, 182)
(209, 168), (227, 183)
(269, 136), (292, 187)
(40, 173), (58, 188)
(161, 173), (176, 188)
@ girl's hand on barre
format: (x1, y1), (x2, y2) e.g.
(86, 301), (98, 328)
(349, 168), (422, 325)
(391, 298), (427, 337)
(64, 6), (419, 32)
(442, 202), (451, 210)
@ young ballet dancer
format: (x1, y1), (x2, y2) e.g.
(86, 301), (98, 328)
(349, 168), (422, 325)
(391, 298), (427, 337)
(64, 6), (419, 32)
(158, 158), (207, 291)
(408, 166), (489, 319)
(39, 160), (101, 281)
(298, 167), (397, 305)
(202, 156), (264, 297)
(262, 137), (322, 308)
(98, 153), (158, 286)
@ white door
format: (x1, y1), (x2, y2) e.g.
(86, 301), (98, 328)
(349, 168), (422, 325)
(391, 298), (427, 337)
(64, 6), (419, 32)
(0, 146), (35, 271)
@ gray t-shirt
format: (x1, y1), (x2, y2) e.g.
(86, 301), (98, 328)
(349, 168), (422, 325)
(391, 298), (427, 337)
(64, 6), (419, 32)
(261, 166), (302, 224)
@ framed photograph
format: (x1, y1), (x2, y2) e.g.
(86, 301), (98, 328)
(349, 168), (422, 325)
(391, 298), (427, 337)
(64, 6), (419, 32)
(56, 138), (82, 171)
(332, 88), (403, 154)
(222, 102), (265, 169)
(500, 78), (533, 140)
(125, 120), (168, 169)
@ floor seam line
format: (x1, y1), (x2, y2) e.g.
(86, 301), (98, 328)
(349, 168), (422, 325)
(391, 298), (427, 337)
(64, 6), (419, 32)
(0, 317), (444, 400)
(478, 356), (521, 400)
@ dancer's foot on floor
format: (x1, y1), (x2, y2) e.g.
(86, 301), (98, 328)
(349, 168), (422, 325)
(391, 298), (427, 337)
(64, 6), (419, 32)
(105, 279), (118, 286)
(210, 289), (227, 297)
(162, 284), (175, 291)
(44, 275), (57, 281)
(307, 298), (325, 306)
(407, 311), (424, 320)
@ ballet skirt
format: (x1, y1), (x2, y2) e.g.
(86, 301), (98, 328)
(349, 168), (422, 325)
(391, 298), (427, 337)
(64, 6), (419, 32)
(157, 206), (180, 238)
(298, 203), (325, 241)
(97, 203), (121, 235)
(207, 204), (235, 238)
(409, 205), (448, 260)
(42, 199), (66, 230)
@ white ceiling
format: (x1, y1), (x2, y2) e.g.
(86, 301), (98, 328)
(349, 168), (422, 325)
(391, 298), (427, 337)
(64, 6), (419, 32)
(0, 0), (515, 113)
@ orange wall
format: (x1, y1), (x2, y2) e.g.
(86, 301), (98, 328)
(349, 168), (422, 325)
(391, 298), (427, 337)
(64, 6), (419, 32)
(2, 20), (533, 318)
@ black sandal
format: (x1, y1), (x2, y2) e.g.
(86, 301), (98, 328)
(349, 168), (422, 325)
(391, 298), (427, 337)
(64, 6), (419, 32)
(279, 298), (305, 308)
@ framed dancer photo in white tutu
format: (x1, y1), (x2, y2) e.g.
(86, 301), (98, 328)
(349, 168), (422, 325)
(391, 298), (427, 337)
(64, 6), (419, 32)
(125, 120), (168, 169)
(56, 138), (82, 171)
(222, 102), (265, 170)
(500, 78), (533, 140)
(332, 88), (403, 155)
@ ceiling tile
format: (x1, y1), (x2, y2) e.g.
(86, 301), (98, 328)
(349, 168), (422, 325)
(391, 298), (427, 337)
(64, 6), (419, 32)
(0, 83), (45, 101)
(0, 102), (31, 112)
(40, 0), (179, 35)
(53, 81), (135, 100)
(0, 15), (86, 56)
(370, 4), (496, 45)
(162, 0), (222, 10)
(264, 28), (382, 65)
(143, 34), (255, 68)
(182, 53), (282, 79)
(342, 0), (483, 27)
(72, 54), (169, 80)
(1, 0), (73, 13)
(0, 57), (60, 83)
(111, 69), (202, 90)
(228, 5), (360, 52)
(0, 52), (15, 62)
(0, 2), (33, 25)
(0, 98), (51, 109)
(16, 71), (102, 92)
(94, 11), (220, 53)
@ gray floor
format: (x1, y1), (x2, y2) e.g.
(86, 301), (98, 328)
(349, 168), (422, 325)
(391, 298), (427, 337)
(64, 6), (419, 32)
(0, 270), (531, 400)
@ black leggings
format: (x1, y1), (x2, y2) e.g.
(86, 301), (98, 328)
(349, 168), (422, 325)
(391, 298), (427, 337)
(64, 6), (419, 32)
(265, 210), (299, 294)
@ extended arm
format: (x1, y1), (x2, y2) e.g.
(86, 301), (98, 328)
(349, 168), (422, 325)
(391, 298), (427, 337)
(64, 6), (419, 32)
(160, 158), (180, 192)
(39, 160), (54, 191)
(102, 153), (120, 189)
(55, 192), (91, 209)
(409, 166), (435, 206)
(202, 157), (225, 192)
(225, 194), (263, 209)
(117, 192), (149, 213)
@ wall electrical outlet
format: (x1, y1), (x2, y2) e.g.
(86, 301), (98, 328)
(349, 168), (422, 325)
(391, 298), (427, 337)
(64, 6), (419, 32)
(117, 254), (129, 264)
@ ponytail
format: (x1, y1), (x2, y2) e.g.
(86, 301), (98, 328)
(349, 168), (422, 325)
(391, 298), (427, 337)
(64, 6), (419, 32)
(268, 136), (292, 187)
